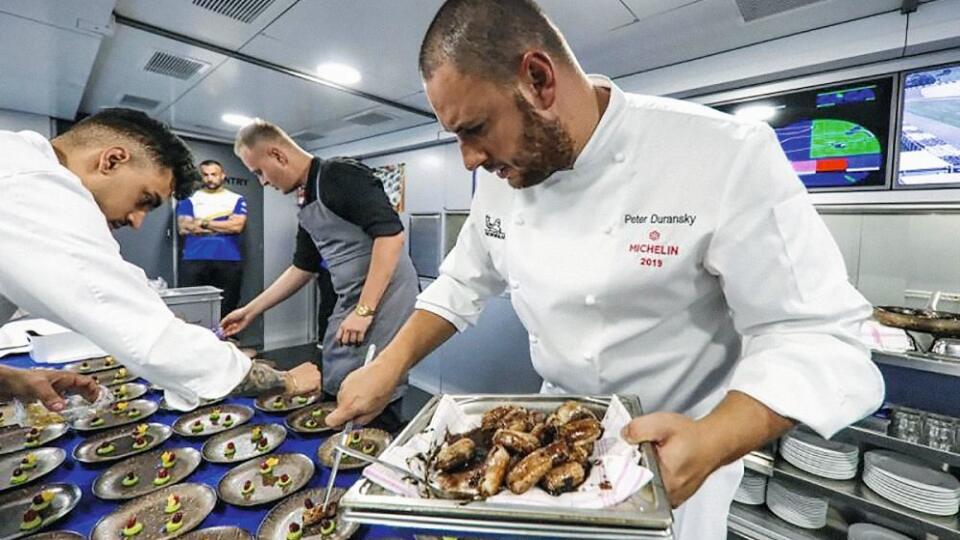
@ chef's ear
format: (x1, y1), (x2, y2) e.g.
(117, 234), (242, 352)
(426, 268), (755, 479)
(268, 146), (288, 166)
(98, 146), (133, 175)
(519, 51), (558, 110)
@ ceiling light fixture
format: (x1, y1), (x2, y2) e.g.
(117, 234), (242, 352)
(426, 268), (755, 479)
(733, 104), (780, 122)
(317, 63), (362, 85)
(221, 113), (255, 127)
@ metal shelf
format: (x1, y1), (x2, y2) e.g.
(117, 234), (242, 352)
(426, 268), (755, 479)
(842, 424), (960, 469)
(728, 502), (843, 540)
(772, 461), (960, 539)
(872, 349), (960, 378)
(744, 450), (774, 477)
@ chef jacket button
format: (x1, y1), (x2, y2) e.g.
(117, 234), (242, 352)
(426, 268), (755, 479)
(614, 152), (625, 163)
(514, 215), (524, 226)
(585, 294), (597, 306)
(510, 280), (520, 290)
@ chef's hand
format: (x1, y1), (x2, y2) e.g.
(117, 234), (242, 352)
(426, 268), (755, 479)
(0, 366), (100, 412)
(336, 311), (373, 347)
(325, 359), (401, 427)
(220, 305), (256, 337)
(282, 362), (321, 396)
(621, 412), (720, 508)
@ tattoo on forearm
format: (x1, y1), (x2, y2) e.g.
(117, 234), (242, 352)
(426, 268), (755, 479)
(229, 360), (285, 397)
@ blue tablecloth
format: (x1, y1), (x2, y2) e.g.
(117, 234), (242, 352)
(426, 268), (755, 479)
(1, 353), (418, 540)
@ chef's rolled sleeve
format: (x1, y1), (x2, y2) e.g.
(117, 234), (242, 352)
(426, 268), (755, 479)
(703, 123), (884, 438)
(416, 207), (508, 332)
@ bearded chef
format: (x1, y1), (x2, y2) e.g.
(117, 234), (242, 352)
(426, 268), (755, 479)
(325, 1), (885, 537)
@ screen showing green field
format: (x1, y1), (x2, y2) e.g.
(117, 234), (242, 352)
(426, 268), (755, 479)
(714, 78), (892, 189)
(898, 64), (960, 187)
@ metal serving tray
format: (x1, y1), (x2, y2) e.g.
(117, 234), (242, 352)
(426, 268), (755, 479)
(340, 394), (674, 539)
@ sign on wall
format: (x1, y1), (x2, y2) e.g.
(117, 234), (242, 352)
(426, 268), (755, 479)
(372, 163), (406, 213)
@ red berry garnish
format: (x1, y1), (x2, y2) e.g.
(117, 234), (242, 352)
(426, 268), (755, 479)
(172, 512), (182, 523)
(32, 494), (43, 504)
(157, 469), (168, 478)
(12, 468), (22, 476)
(304, 498), (314, 509)
(288, 523), (300, 533)
(126, 516), (137, 528)
(23, 509), (39, 521)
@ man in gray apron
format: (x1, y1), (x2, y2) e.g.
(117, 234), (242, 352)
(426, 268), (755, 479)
(228, 120), (419, 430)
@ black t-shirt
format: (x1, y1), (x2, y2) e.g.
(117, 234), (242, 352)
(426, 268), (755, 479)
(291, 158), (403, 272)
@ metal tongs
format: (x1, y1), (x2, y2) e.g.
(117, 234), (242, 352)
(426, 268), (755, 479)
(320, 344), (377, 512)
(332, 441), (450, 499)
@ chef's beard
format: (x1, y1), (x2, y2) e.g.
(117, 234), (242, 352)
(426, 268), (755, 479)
(509, 91), (576, 189)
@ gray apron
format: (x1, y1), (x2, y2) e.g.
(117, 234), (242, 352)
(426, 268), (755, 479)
(298, 173), (418, 401)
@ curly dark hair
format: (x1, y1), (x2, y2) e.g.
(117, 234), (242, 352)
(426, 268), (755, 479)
(69, 108), (200, 199)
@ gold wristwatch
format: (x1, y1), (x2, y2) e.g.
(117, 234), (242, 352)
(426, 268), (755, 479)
(354, 303), (376, 317)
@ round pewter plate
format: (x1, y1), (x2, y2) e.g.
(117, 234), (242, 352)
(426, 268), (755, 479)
(62, 356), (120, 374)
(73, 423), (172, 464)
(317, 428), (392, 470)
(20, 531), (85, 540)
(90, 482), (216, 540)
(0, 483), (82, 540)
(0, 424), (68, 456)
(105, 382), (149, 402)
(255, 487), (357, 540)
(0, 447), (65, 493)
(71, 399), (159, 432)
(201, 424), (286, 464)
(254, 392), (321, 414)
(178, 526), (253, 540)
(218, 453), (314, 507)
(89, 367), (138, 386)
(173, 405), (254, 438)
(93, 447), (201, 500)
(160, 397), (224, 412)
(284, 403), (336, 435)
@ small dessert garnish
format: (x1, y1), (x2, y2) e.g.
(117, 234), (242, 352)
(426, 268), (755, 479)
(134, 423), (148, 436)
(153, 467), (171, 486)
(209, 408), (221, 423)
(259, 456), (279, 475)
(310, 409), (325, 419)
(126, 407), (141, 419)
(250, 426), (262, 442)
(294, 395), (309, 405)
(96, 441), (116, 455)
(277, 473), (292, 487)
(191, 420), (204, 434)
(271, 396), (285, 409)
(10, 467), (29, 484)
(30, 490), (54, 511)
(114, 368), (127, 380)
(347, 431), (362, 447)
(241, 480), (254, 496)
(90, 416), (105, 427)
(160, 450), (176, 468)
(112, 402), (128, 415)
(20, 509), (42, 531)
(285, 522), (302, 540)
(222, 414), (234, 428)
(361, 441), (377, 455)
(164, 494), (181, 514)
(115, 384), (128, 398)
(104, 356), (116, 366)
(80, 362), (90, 371)
(319, 519), (337, 536)
(19, 453), (38, 470)
(256, 436), (270, 452)
(131, 436), (148, 450)
(121, 516), (143, 537)
(164, 512), (184, 534)
(224, 442), (236, 458)
(121, 471), (139, 487)
(303, 418), (319, 429)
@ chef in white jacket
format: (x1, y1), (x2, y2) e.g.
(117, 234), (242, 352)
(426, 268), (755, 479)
(0, 108), (319, 411)
(327, 1), (885, 537)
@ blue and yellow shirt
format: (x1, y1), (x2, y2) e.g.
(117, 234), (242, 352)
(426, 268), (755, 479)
(177, 188), (246, 262)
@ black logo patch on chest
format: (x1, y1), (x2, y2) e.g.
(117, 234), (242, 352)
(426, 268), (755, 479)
(484, 215), (505, 240)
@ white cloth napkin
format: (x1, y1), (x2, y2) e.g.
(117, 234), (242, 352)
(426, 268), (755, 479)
(860, 319), (914, 353)
(363, 395), (653, 509)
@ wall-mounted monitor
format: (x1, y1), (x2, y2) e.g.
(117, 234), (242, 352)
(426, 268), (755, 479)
(896, 63), (960, 188)
(713, 77), (895, 190)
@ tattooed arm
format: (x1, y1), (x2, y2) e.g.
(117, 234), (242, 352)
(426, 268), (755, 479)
(228, 360), (320, 397)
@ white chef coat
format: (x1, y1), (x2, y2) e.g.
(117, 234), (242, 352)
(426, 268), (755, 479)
(0, 130), (252, 410)
(416, 77), (885, 539)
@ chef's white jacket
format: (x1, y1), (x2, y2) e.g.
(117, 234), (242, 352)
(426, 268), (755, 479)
(416, 77), (884, 538)
(0, 130), (251, 410)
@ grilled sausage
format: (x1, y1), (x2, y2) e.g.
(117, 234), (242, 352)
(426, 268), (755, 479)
(479, 444), (511, 497)
(567, 439), (594, 464)
(481, 405), (517, 431)
(434, 465), (482, 497)
(559, 417), (603, 444)
(541, 461), (587, 495)
(549, 401), (597, 427)
(506, 441), (568, 494)
(493, 429), (541, 455)
(435, 437), (476, 472)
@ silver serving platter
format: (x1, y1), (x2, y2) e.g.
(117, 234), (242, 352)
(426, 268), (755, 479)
(93, 447), (202, 500)
(0, 483), (82, 540)
(61, 356), (120, 374)
(0, 447), (65, 493)
(89, 483), (216, 540)
(179, 526), (253, 540)
(254, 392), (321, 414)
(284, 403), (337, 435)
(317, 428), (392, 471)
(160, 397), (224, 412)
(217, 453), (314, 507)
(106, 382), (149, 402)
(256, 487), (358, 540)
(73, 423), (172, 464)
(201, 424), (286, 464)
(173, 405), (254, 438)
(71, 399), (159, 432)
(340, 394), (673, 539)
(89, 367), (138, 386)
(19, 531), (84, 540)
(0, 425), (68, 456)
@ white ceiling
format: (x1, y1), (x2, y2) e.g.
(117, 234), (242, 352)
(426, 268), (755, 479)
(0, 0), (942, 148)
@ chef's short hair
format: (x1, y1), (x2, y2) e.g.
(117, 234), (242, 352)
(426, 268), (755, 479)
(233, 119), (298, 155)
(64, 108), (199, 199)
(199, 159), (224, 171)
(419, 0), (575, 83)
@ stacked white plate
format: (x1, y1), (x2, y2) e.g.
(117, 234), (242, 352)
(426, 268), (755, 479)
(780, 429), (859, 480)
(733, 470), (767, 505)
(847, 523), (911, 540)
(863, 449), (960, 516)
(766, 478), (829, 529)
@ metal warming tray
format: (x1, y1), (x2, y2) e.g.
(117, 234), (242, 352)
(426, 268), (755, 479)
(340, 394), (674, 539)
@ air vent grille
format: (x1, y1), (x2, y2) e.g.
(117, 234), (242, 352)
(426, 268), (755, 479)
(344, 111), (395, 127)
(118, 94), (161, 111)
(295, 130), (326, 142)
(143, 51), (208, 80)
(192, 0), (277, 23)
(735, 0), (826, 22)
